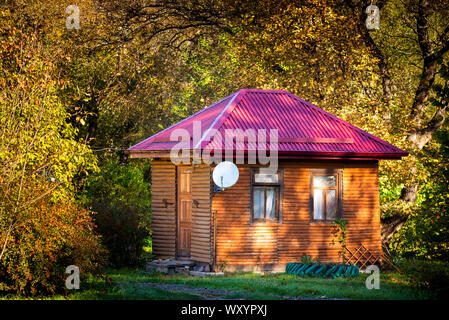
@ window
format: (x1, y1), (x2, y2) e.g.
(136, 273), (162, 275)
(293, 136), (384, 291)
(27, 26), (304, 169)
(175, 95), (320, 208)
(251, 169), (283, 222)
(310, 169), (342, 222)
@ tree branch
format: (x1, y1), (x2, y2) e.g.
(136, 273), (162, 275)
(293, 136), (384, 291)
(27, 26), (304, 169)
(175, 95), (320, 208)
(346, 0), (393, 106)
(408, 80), (448, 149)
(409, 0), (438, 125)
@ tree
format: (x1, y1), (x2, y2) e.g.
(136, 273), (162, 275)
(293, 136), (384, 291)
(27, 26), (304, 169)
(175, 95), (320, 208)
(350, 0), (449, 241)
(0, 3), (106, 294)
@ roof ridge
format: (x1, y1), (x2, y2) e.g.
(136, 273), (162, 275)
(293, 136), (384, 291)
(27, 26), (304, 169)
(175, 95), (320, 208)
(240, 88), (290, 94)
(206, 89), (289, 133)
(286, 92), (404, 153)
(195, 89), (246, 148)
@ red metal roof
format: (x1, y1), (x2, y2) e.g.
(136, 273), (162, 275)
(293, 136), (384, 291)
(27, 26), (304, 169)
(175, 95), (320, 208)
(128, 89), (408, 159)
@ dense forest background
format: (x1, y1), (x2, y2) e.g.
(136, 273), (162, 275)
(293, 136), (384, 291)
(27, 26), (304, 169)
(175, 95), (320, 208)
(1, 0), (448, 295)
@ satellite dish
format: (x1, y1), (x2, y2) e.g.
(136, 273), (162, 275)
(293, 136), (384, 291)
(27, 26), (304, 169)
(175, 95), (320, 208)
(213, 161), (239, 190)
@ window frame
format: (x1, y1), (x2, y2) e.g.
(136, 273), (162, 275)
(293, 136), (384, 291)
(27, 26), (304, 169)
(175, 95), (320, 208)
(309, 169), (343, 223)
(250, 168), (283, 224)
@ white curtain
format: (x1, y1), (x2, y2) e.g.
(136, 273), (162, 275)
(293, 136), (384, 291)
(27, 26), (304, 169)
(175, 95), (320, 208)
(266, 187), (276, 219)
(313, 189), (324, 219)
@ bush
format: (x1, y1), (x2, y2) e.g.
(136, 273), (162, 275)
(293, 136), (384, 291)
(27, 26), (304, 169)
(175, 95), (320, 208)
(399, 259), (449, 299)
(92, 201), (148, 268)
(0, 199), (107, 296)
(301, 255), (319, 265)
(385, 130), (449, 261)
(80, 158), (151, 223)
(80, 158), (152, 267)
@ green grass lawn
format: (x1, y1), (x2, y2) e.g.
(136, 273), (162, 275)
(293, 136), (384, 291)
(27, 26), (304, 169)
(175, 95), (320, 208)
(5, 268), (430, 300)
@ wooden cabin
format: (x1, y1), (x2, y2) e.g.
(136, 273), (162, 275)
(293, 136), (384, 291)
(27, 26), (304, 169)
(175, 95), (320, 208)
(127, 89), (407, 272)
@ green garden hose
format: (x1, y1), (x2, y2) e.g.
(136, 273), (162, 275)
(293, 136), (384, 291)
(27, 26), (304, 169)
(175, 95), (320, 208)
(286, 262), (359, 278)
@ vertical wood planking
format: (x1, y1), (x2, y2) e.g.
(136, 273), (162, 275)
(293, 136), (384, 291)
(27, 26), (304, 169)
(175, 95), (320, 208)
(190, 164), (212, 263)
(177, 166), (192, 257)
(151, 160), (176, 258)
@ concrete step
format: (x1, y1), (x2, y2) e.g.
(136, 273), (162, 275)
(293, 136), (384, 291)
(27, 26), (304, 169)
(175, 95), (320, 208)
(146, 259), (196, 275)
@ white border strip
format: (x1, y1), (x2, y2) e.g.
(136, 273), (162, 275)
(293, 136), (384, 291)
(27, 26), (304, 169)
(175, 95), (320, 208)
(193, 90), (240, 149)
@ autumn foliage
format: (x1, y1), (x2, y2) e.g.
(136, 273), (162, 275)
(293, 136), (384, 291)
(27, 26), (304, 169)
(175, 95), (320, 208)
(1, 0), (449, 297)
(0, 197), (106, 295)
(0, 4), (106, 295)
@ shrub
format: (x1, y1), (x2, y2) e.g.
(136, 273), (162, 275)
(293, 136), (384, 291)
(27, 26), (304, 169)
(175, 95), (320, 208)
(384, 130), (449, 261)
(92, 201), (148, 268)
(399, 259), (449, 299)
(0, 199), (107, 296)
(301, 255), (319, 265)
(80, 158), (152, 267)
(79, 158), (151, 225)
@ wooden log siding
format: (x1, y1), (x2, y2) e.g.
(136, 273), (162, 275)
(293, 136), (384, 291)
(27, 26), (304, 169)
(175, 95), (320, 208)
(190, 164), (212, 263)
(211, 160), (382, 267)
(211, 167), (280, 265)
(151, 160), (176, 258)
(342, 163), (382, 259)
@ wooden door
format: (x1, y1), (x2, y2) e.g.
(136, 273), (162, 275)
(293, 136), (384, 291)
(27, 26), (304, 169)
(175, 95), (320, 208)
(177, 166), (192, 258)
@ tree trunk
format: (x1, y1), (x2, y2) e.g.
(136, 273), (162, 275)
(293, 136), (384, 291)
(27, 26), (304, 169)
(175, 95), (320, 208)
(350, 0), (392, 107)
(381, 214), (408, 243)
(399, 185), (418, 202)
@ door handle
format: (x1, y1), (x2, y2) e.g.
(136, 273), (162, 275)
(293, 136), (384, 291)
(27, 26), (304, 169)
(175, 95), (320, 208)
(162, 199), (174, 208)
